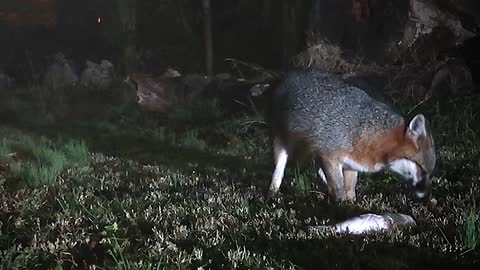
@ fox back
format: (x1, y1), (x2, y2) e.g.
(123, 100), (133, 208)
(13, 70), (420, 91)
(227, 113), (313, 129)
(269, 69), (436, 201)
(271, 69), (404, 153)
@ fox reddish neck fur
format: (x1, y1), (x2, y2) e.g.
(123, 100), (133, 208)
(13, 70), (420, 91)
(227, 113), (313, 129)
(348, 124), (418, 171)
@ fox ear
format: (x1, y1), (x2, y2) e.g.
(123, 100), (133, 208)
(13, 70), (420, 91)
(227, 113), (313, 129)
(406, 114), (427, 145)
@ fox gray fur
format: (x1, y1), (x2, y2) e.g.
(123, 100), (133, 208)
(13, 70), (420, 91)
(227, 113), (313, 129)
(269, 69), (436, 202)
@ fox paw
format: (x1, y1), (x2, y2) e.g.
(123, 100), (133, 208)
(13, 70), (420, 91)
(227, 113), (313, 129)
(267, 188), (280, 198)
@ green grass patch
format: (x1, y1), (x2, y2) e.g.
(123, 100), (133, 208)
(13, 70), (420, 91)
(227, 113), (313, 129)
(464, 208), (480, 251)
(178, 129), (206, 150)
(61, 140), (89, 164)
(11, 159), (66, 187)
(292, 166), (313, 195)
(2, 133), (90, 187)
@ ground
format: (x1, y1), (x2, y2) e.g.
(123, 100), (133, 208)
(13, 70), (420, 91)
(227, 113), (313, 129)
(0, 74), (479, 270)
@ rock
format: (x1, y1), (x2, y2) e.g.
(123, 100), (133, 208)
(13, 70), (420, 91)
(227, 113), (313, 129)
(161, 67), (182, 79)
(180, 74), (211, 100)
(80, 59), (115, 90)
(404, 0), (476, 47)
(43, 52), (79, 90)
(125, 73), (176, 113)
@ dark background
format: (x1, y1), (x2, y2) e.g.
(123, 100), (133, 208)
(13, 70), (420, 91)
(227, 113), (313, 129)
(0, 0), (479, 86)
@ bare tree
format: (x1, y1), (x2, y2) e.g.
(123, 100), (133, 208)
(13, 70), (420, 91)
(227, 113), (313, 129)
(202, 0), (213, 76)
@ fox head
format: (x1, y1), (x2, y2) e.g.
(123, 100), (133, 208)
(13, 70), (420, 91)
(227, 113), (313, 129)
(389, 114), (436, 201)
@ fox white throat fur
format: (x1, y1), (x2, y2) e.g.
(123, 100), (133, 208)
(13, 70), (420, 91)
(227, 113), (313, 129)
(268, 69), (436, 201)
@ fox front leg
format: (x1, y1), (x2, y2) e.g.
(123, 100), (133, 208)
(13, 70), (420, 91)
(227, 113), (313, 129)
(321, 159), (347, 201)
(269, 138), (288, 196)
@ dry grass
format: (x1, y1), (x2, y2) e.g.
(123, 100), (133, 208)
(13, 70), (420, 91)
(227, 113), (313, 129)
(291, 34), (377, 75)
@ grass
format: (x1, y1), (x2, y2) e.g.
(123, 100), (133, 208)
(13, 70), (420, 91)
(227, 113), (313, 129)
(61, 140), (89, 164)
(152, 126), (177, 145)
(217, 112), (269, 160)
(169, 98), (223, 123)
(178, 129), (207, 150)
(1, 243), (17, 270)
(11, 160), (65, 187)
(291, 166), (313, 195)
(0, 74), (480, 269)
(0, 138), (9, 160)
(2, 134), (89, 187)
(464, 208), (480, 252)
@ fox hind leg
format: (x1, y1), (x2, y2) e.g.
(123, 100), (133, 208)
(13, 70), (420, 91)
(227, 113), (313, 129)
(269, 138), (288, 196)
(320, 159), (347, 201)
(343, 170), (358, 201)
(318, 167), (327, 186)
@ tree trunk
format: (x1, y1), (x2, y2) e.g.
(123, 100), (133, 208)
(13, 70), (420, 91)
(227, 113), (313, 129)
(262, 0), (272, 31)
(203, 0), (213, 76)
(117, 0), (137, 74)
(281, 0), (299, 69)
(175, 0), (193, 37)
(281, 1), (289, 68)
(308, 0), (322, 32)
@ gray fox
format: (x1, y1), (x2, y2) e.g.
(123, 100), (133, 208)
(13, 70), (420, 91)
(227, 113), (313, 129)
(269, 69), (436, 202)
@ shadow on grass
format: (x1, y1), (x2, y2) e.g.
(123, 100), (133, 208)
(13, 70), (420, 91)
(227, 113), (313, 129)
(252, 237), (477, 270)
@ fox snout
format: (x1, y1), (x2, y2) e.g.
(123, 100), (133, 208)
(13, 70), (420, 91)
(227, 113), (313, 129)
(389, 158), (432, 202)
(407, 176), (430, 201)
